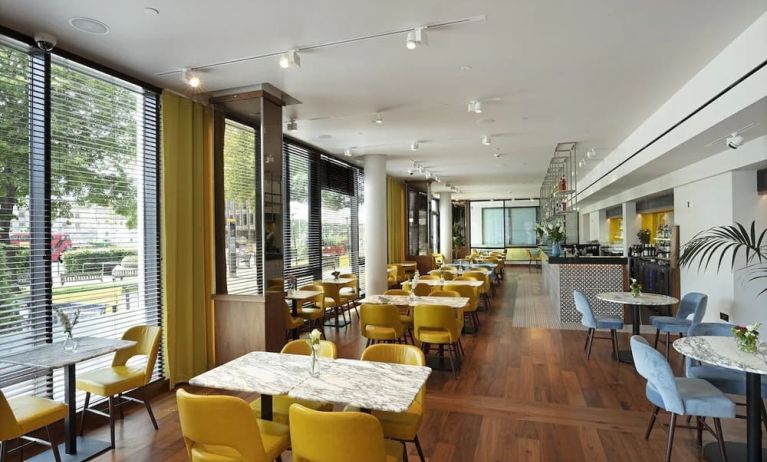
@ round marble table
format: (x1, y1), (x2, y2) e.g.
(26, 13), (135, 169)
(595, 292), (678, 364)
(674, 336), (767, 462)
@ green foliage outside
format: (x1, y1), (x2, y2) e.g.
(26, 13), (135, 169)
(62, 247), (138, 274)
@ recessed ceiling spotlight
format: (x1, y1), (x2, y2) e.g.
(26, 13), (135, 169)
(493, 153), (501, 158)
(181, 68), (201, 88)
(286, 119), (298, 132)
(316, 134), (333, 140)
(467, 100), (482, 114)
(344, 148), (353, 157)
(69, 17), (110, 35)
(586, 148), (595, 159)
(144, 7), (160, 16)
(481, 135), (491, 146)
(374, 113), (384, 124)
(279, 49), (301, 68)
(406, 27), (424, 50)
(578, 160), (585, 168)
(410, 141), (419, 151)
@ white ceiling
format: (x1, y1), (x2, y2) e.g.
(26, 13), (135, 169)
(2, 0), (765, 199)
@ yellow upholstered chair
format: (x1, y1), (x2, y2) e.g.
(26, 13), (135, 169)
(428, 270), (455, 280)
(283, 300), (306, 340)
(177, 389), (289, 462)
(0, 390), (67, 461)
(296, 284), (327, 338)
(250, 339), (336, 424)
(431, 253), (445, 268)
(462, 270), (491, 311)
(384, 289), (414, 342)
(402, 281), (432, 297)
(387, 265), (399, 289)
(418, 275), (438, 281)
(428, 289), (464, 343)
(360, 344), (426, 461)
(413, 304), (461, 378)
(527, 248), (542, 271)
(444, 284), (480, 332)
(338, 273), (360, 317)
(359, 304), (406, 345)
(289, 404), (403, 462)
(316, 281), (348, 327)
(77, 325), (160, 448)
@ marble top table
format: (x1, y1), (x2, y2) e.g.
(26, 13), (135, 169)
(674, 336), (767, 461)
(0, 337), (135, 459)
(320, 277), (355, 285)
(596, 292), (678, 364)
(285, 289), (322, 316)
(189, 351), (431, 418)
(288, 358), (432, 413)
(360, 295), (470, 309)
(400, 279), (483, 288)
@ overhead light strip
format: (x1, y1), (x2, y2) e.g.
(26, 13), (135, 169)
(156, 15), (485, 76)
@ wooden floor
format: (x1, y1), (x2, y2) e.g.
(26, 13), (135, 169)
(71, 267), (756, 461)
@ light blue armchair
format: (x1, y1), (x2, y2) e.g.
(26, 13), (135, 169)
(650, 292), (707, 358)
(631, 335), (733, 462)
(573, 290), (623, 360)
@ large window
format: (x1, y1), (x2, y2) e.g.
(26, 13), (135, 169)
(0, 37), (161, 402)
(222, 120), (261, 294)
(470, 200), (539, 248)
(407, 188), (429, 256)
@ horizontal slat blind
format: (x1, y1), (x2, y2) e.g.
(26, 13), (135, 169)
(284, 141), (321, 288)
(222, 119), (261, 295)
(355, 168), (366, 294)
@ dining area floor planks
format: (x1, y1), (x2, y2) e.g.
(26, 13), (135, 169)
(48, 267), (764, 462)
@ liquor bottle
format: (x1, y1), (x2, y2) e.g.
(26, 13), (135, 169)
(559, 176), (567, 192)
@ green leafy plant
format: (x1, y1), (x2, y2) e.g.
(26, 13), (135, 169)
(636, 229), (651, 245)
(62, 247), (137, 274)
(679, 221), (766, 296)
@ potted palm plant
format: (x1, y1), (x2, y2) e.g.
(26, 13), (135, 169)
(679, 221), (766, 296)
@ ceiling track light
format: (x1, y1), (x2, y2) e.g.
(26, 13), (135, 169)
(481, 135), (491, 146)
(374, 113), (384, 124)
(181, 68), (201, 88)
(279, 49), (301, 68)
(406, 27), (425, 50)
(344, 147), (353, 157)
(586, 148), (595, 159)
(468, 100), (482, 114)
(286, 118), (298, 132)
(410, 141), (419, 151)
(493, 153), (501, 158)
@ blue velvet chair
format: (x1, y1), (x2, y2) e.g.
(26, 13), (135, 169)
(631, 335), (732, 462)
(651, 292), (707, 358)
(573, 290), (623, 361)
(686, 322), (767, 430)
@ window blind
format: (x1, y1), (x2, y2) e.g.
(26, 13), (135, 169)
(0, 37), (162, 405)
(222, 119), (262, 295)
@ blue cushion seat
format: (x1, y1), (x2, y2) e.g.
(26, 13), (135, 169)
(595, 315), (623, 330)
(650, 316), (691, 334)
(687, 364), (767, 396)
(645, 378), (735, 418)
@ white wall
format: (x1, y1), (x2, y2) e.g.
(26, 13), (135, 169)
(674, 172), (736, 322)
(732, 170), (767, 325)
(621, 202), (640, 256)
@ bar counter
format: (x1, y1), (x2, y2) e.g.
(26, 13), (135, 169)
(541, 251), (628, 323)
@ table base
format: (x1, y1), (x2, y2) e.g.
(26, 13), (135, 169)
(703, 441), (767, 461)
(613, 350), (634, 364)
(28, 437), (111, 462)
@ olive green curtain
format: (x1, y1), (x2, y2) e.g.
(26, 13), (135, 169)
(387, 176), (406, 263)
(161, 92), (215, 387)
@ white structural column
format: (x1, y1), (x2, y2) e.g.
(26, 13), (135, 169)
(363, 155), (388, 295)
(621, 201), (639, 256)
(439, 192), (452, 262)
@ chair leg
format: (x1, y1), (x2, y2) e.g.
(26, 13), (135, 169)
(80, 391), (91, 436)
(414, 434), (426, 462)
(0, 440), (8, 462)
(696, 417), (703, 447)
(713, 418), (728, 462)
(761, 398), (767, 432)
(108, 395), (116, 449)
(610, 329), (619, 361)
(654, 328), (660, 349)
(664, 413), (677, 462)
(586, 329), (595, 360)
(584, 328), (592, 350)
(665, 331), (671, 359)
(118, 393), (125, 420)
(402, 441), (408, 462)
(139, 387), (159, 430)
(46, 425), (62, 462)
(448, 343), (458, 379)
(645, 406), (660, 439)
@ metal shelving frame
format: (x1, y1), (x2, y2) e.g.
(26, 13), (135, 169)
(538, 142), (579, 243)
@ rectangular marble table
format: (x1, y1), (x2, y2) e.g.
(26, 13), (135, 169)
(189, 351), (431, 417)
(360, 294), (469, 309)
(400, 279), (483, 288)
(0, 337), (136, 462)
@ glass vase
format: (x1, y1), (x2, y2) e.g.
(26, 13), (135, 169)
(737, 336), (759, 353)
(551, 242), (561, 257)
(631, 288), (641, 298)
(310, 347), (320, 377)
(63, 332), (78, 352)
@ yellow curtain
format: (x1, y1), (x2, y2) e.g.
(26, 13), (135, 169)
(161, 92), (215, 387)
(387, 176), (406, 263)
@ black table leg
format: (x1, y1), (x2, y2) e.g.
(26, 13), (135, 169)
(64, 363), (77, 454)
(747, 372), (762, 461)
(631, 304), (641, 336)
(261, 394), (273, 421)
